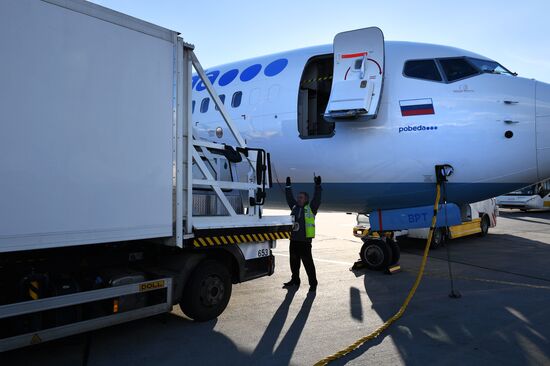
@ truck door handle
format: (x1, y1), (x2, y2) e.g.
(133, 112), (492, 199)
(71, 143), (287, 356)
(503, 100), (519, 105)
(504, 120), (519, 124)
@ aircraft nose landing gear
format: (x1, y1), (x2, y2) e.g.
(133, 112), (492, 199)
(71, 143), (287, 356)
(355, 235), (400, 273)
(359, 239), (391, 271)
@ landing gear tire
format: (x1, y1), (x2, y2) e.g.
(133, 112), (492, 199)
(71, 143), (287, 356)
(479, 215), (490, 237)
(430, 228), (445, 250)
(360, 239), (393, 271)
(180, 259), (232, 322)
(388, 239), (400, 265)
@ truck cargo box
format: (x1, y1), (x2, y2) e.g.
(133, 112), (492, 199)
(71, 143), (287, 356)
(0, 0), (179, 252)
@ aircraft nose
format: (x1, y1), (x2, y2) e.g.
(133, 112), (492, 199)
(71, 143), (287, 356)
(536, 81), (550, 181)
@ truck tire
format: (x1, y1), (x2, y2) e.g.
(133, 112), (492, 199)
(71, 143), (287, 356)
(359, 239), (392, 271)
(430, 228), (444, 250)
(479, 215), (490, 237)
(180, 259), (232, 322)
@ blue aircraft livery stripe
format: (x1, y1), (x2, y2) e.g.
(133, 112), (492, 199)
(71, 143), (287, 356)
(191, 58), (289, 90)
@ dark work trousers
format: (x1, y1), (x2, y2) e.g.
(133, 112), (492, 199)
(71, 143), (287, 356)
(289, 240), (318, 286)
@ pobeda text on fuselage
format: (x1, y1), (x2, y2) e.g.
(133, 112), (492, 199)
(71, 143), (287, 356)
(192, 27), (550, 214)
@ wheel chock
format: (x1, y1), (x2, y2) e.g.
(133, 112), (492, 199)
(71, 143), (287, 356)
(385, 264), (401, 275)
(350, 260), (365, 271)
(350, 260), (402, 275)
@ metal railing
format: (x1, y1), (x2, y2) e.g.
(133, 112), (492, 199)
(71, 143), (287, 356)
(175, 41), (271, 246)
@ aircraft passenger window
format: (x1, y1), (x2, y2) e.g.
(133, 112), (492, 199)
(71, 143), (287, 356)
(438, 58), (479, 82)
(200, 98), (209, 113)
(297, 54), (335, 139)
(231, 91), (242, 108)
(403, 60), (442, 81)
(215, 94), (226, 111)
(192, 100), (196, 113)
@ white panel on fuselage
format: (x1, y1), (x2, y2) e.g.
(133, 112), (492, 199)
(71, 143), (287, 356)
(392, 70), (536, 185)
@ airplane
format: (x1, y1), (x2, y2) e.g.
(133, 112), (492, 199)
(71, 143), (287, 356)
(191, 27), (550, 216)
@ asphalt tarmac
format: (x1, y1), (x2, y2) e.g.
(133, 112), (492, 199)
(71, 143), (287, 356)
(2, 209), (550, 366)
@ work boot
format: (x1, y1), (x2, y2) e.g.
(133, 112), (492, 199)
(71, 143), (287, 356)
(283, 280), (299, 288)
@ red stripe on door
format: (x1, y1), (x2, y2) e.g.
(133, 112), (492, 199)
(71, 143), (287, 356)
(342, 52), (367, 59)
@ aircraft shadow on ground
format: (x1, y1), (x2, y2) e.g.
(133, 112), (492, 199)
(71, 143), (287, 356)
(498, 209), (550, 224)
(336, 230), (550, 366)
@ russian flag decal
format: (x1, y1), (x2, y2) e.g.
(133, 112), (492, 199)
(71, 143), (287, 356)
(399, 98), (435, 117)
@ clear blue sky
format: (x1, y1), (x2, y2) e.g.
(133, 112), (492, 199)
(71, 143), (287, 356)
(91, 0), (550, 82)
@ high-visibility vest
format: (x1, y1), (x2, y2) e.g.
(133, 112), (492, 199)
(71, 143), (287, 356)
(304, 204), (316, 238)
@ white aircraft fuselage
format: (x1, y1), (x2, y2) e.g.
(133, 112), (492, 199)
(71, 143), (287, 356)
(192, 32), (550, 214)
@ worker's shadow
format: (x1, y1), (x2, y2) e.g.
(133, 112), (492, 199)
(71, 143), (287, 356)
(251, 288), (316, 365)
(0, 288), (316, 366)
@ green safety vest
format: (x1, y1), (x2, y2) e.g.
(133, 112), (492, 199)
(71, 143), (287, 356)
(304, 204), (316, 238)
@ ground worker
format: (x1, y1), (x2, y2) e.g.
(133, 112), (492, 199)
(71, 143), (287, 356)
(283, 175), (322, 292)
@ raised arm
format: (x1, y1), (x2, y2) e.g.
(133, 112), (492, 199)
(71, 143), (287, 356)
(285, 177), (296, 209)
(310, 176), (322, 214)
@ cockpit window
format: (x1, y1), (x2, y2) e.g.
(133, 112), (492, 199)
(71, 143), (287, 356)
(466, 57), (515, 76)
(403, 60), (442, 82)
(404, 56), (516, 84)
(438, 58), (479, 82)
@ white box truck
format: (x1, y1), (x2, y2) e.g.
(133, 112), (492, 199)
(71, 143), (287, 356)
(0, 0), (292, 351)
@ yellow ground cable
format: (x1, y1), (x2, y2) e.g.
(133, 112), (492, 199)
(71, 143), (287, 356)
(314, 183), (442, 366)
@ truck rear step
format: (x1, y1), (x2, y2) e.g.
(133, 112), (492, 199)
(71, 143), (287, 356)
(0, 278), (172, 352)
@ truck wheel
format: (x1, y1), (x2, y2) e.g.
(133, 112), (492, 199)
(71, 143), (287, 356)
(360, 239), (392, 271)
(388, 239), (400, 265)
(180, 259), (232, 322)
(430, 228), (444, 250)
(479, 215), (490, 237)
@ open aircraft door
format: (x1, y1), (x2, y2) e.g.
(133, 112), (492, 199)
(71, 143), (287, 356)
(324, 27), (384, 122)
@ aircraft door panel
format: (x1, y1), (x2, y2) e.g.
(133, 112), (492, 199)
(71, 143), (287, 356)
(325, 27), (384, 122)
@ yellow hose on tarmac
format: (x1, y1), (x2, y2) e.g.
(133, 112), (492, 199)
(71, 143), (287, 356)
(314, 183), (442, 366)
